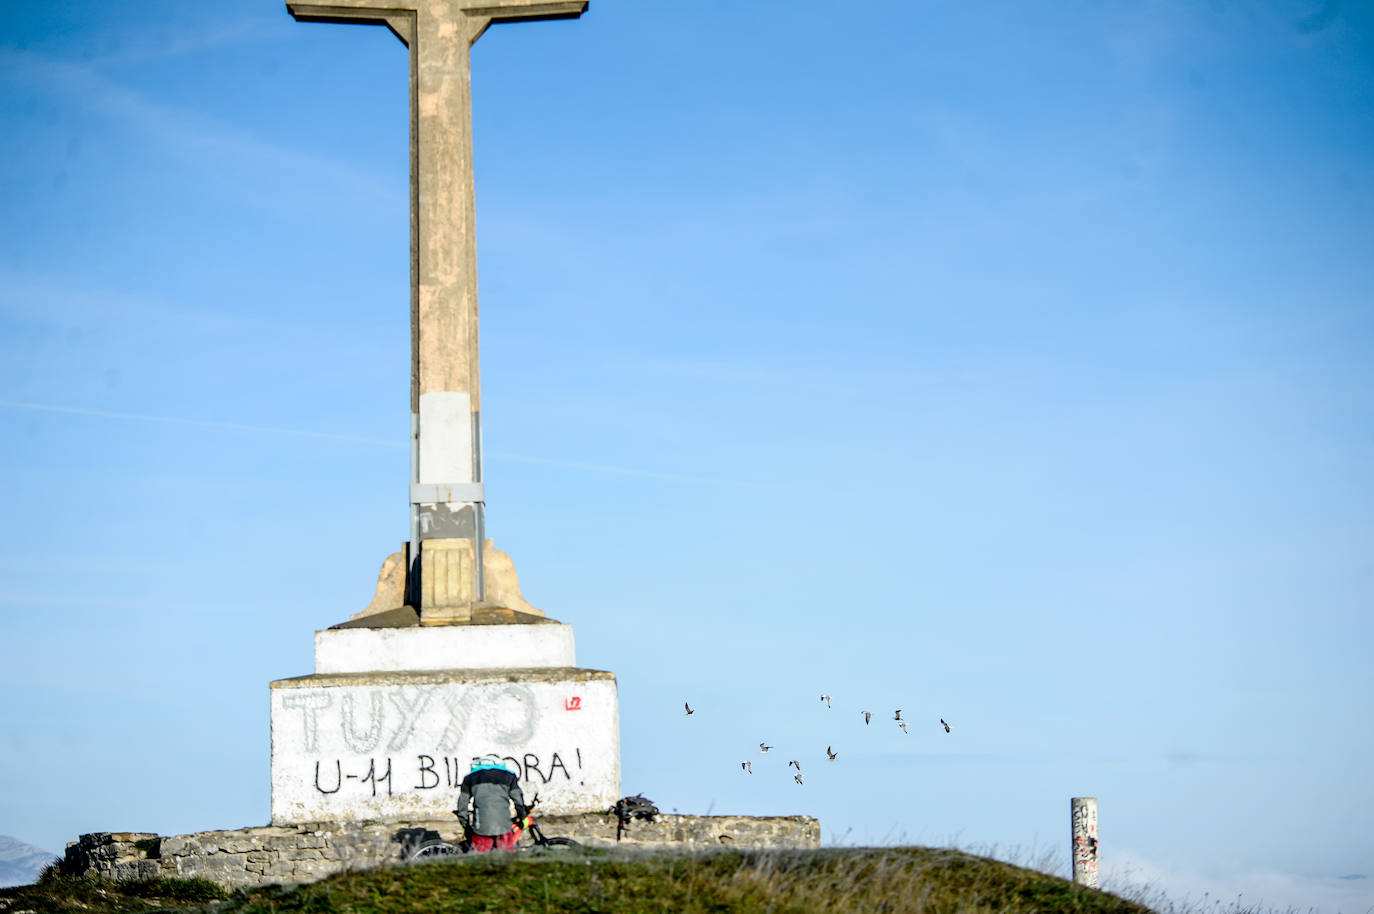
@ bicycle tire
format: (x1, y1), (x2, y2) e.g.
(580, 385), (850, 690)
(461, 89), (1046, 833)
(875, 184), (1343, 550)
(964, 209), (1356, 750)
(539, 837), (579, 850)
(408, 839), (464, 861)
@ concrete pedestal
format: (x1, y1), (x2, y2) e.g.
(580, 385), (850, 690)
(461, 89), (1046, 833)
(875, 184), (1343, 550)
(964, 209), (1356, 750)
(270, 667), (618, 824)
(314, 623), (575, 674)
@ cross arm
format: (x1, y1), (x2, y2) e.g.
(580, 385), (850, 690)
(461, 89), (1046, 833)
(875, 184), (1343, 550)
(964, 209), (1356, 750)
(288, 1), (586, 45)
(289, 1), (586, 22)
(465, 1), (588, 24)
(287, 3), (416, 45)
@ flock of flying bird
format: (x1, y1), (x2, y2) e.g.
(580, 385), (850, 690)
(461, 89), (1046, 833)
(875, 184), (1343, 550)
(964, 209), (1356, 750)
(682, 695), (953, 785)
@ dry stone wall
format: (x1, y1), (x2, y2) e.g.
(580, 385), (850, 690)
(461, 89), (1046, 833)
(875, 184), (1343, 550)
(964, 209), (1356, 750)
(63, 813), (820, 890)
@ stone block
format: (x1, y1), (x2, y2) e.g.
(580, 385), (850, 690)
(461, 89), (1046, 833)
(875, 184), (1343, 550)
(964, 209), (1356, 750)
(264, 860), (301, 877)
(159, 836), (193, 857)
(292, 859), (345, 880)
(419, 538), (474, 623)
(264, 834), (308, 851)
(210, 834), (253, 855)
(176, 855), (243, 878)
(107, 832), (158, 843)
(110, 860), (161, 881)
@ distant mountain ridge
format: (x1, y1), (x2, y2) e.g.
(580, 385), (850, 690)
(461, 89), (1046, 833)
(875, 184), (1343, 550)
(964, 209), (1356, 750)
(0, 835), (58, 888)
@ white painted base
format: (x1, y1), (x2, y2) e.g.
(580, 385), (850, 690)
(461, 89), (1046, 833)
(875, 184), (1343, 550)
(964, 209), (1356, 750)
(314, 624), (575, 674)
(269, 668), (618, 824)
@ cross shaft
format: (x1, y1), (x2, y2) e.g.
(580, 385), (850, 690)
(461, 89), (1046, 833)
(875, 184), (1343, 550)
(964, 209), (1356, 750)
(288, 0), (587, 621)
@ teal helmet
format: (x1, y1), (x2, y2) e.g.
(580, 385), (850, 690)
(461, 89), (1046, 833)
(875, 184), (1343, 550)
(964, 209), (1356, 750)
(471, 754), (514, 774)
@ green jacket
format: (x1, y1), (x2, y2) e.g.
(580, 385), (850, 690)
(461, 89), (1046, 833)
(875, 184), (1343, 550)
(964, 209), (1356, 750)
(455, 765), (527, 837)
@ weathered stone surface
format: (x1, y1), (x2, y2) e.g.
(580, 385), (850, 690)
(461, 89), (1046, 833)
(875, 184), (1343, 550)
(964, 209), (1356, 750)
(543, 813), (823, 850)
(106, 833), (157, 843)
(353, 551), (407, 620)
(352, 541), (545, 624)
(292, 859), (345, 879)
(263, 834), (308, 851)
(419, 538), (475, 623)
(158, 836), (194, 857)
(131, 862), (161, 880)
(483, 541), (543, 617)
(63, 813), (819, 890)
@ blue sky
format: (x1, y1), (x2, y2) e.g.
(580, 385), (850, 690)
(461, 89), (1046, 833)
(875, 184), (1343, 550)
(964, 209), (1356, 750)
(1, 0), (1371, 909)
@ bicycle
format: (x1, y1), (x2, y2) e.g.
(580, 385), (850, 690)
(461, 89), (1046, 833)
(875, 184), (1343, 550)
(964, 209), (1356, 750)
(399, 794), (579, 861)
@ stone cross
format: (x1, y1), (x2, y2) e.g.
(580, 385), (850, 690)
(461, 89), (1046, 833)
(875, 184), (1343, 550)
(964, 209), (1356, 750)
(287, 0), (587, 623)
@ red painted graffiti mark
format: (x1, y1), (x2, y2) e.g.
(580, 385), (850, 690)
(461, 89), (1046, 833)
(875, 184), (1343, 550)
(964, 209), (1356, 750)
(564, 696), (582, 711)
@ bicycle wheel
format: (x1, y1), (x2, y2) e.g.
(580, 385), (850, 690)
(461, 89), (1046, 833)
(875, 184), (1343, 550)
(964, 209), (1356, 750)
(409, 840), (463, 861)
(540, 837), (579, 851)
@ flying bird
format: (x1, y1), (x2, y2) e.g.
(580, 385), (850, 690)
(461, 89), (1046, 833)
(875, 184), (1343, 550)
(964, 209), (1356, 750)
(794, 772), (804, 785)
(826, 746), (838, 761)
(820, 694), (832, 708)
(684, 702), (694, 716)
(862, 711), (872, 725)
(788, 759), (801, 770)
(898, 721), (908, 734)
(894, 710), (902, 721)
(940, 718), (951, 733)
(760, 742), (773, 753)
(741, 761), (752, 774)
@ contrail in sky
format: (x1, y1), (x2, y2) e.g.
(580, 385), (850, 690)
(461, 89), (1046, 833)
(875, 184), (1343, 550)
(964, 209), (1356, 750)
(482, 451), (708, 484)
(0, 399), (398, 447)
(0, 399), (714, 484)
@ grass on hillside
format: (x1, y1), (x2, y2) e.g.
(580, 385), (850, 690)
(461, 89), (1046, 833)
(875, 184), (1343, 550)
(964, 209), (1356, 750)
(0, 847), (1153, 914)
(0, 868), (227, 913)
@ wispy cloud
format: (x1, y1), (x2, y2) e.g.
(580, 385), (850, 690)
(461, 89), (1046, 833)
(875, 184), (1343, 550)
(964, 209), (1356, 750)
(81, 20), (288, 68)
(0, 399), (752, 486)
(0, 592), (229, 614)
(0, 266), (391, 350)
(485, 450), (716, 485)
(1103, 849), (1374, 914)
(0, 46), (402, 214)
(0, 399), (398, 447)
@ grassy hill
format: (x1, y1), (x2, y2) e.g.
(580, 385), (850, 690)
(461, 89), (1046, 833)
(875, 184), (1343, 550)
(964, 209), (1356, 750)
(0, 846), (1153, 913)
